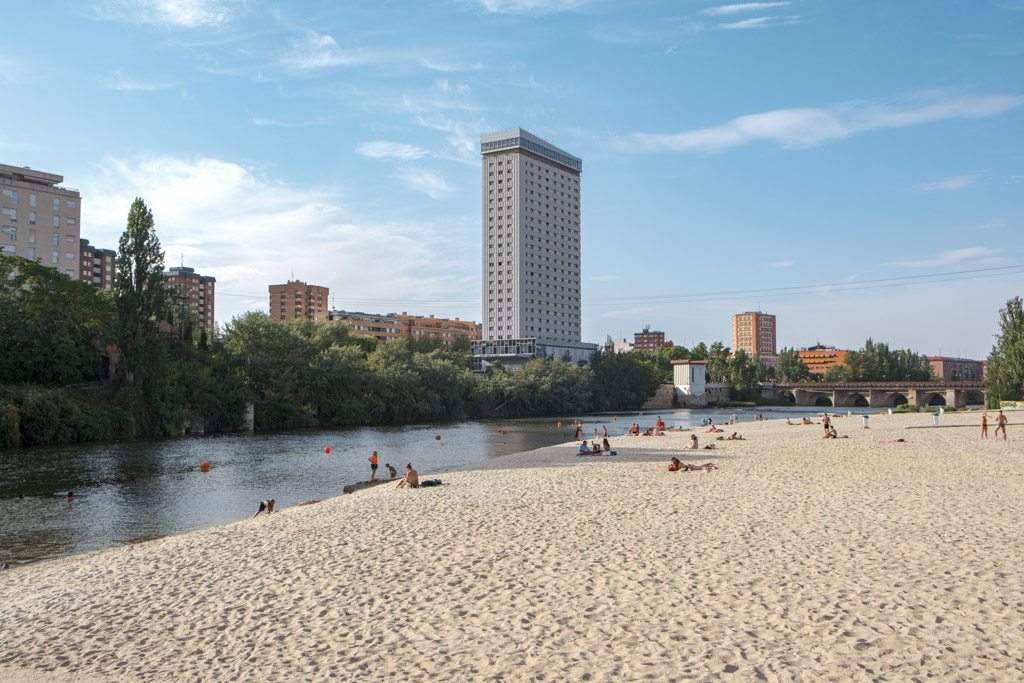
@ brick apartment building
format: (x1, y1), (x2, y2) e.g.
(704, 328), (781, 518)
(165, 266), (216, 332)
(79, 239), (115, 290)
(318, 309), (480, 346)
(269, 280), (329, 321)
(732, 311), (777, 367)
(1, 163), (81, 277)
(928, 356), (985, 381)
(633, 325), (674, 351)
(797, 344), (848, 377)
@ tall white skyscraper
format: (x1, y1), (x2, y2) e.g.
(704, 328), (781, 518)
(480, 127), (582, 344)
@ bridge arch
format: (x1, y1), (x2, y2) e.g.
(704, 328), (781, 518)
(813, 395), (833, 407)
(921, 392), (946, 406)
(837, 392), (869, 408)
(875, 392), (909, 408)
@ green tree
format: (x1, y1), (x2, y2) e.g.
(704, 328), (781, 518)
(0, 255), (113, 385)
(589, 341), (661, 411)
(985, 296), (1024, 403)
(775, 347), (811, 383)
(824, 338), (931, 382)
(114, 198), (168, 385)
(706, 341), (730, 383)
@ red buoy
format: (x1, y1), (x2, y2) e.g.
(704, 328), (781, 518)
(200, 462), (210, 472)
(324, 446), (331, 454)
(435, 435), (441, 440)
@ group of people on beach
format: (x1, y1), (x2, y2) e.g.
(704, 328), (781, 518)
(981, 410), (1008, 440)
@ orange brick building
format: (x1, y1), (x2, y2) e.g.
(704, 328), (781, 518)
(269, 280), (329, 321)
(732, 311), (777, 367)
(797, 345), (847, 377)
(318, 309), (481, 346)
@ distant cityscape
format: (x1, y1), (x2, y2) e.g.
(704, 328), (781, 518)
(1, 147), (987, 379)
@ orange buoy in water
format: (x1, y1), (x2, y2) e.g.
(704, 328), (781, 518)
(498, 429), (503, 434)
(557, 421), (562, 427)
(324, 446), (331, 454)
(200, 462), (210, 472)
(435, 435), (441, 440)
(613, 417), (617, 421)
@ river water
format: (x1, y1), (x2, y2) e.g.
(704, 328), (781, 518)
(1, 407), (856, 565)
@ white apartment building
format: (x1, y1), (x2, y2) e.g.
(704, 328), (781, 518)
(0, 163), (82, 276)
(481, 128), (583, 344)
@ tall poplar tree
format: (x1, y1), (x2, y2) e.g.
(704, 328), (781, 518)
(114, 198), (167, 385)
(986, 297), (1024, 404)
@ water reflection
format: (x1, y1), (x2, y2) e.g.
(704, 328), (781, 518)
(0, 407), (859, 565)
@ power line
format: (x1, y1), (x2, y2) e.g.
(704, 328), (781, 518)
(213, 264), (1024, 309)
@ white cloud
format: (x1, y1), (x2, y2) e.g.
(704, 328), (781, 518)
(768, 260), (793, 269)
(418, 57), (485, 73)
(102, 69), (173, 91)
(627, 89), (1024, 154)
(437, 79), (471, 95)
(704, 2), (791, 15)
(81, 156), (477, 325)
(93, 0), (238, 29)
(398, 169), (454, 198)
(891, 247), (1000, 268)
(915, 174), (978, 192)
(590, 275), (619, 281)
(475, 0), (589, 14)
(356, 141), (430, 160)
(718, 16), (798, 29)
(280, 30), (370, 71)
(251, 117), (323, 128)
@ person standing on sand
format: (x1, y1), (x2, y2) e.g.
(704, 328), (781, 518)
(385, 463), (398, 479)
(603, 425), (608, 438)
(575, 423), (582, 441)
(995, 411), (1008, 440)
(823, 414), (831, 432)
(369, 451), (379, 480)
(981, 413), (988, 438)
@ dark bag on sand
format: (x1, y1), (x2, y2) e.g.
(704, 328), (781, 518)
(419, 479), (442, 487)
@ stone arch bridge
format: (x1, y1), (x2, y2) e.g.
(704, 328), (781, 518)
(769, 381), (985, 409)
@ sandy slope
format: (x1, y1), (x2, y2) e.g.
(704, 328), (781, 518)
(2, 411), (1023, 681)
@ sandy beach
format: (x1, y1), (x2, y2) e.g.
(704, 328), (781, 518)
(2, 410), (1023, 681)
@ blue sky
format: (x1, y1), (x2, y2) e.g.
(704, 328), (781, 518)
(2, 0), (1022, 359)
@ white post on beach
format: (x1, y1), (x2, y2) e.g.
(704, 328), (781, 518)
(931, 413), (939, 426)
(940, 406), (945, 416)
(888, 408), (893, 416)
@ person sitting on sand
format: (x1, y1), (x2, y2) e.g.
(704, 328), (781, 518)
(591, 440), (602, 454)
(824, 427), (838, 439)
(253, 499), (275, 517)
(396, 463), (419, 489)
(602, 437), (611, 452)
(785, 418), (793, 425)
(684, 434), (699, 450)
(802, 417), (812, 425)
(578, 441), (591, 455)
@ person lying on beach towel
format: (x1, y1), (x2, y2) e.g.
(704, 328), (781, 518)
(668, 457), (717, 471)
(880, 439), (908, 443)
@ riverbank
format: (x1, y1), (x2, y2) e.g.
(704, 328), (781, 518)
(2, 411), (1022, 680)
